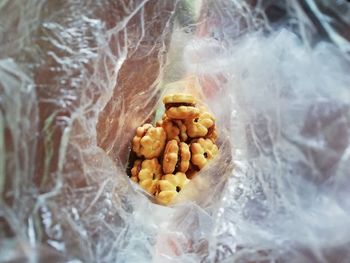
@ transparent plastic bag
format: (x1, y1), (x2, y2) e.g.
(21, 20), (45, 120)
(1, 0), (350, 262)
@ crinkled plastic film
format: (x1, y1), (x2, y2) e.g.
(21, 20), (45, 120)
(1, 0), (350, 262)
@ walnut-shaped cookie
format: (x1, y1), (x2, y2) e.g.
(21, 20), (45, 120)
(185, 111), (215, 138)
(156, 117), (188, 142)
(157, 172), (190, 205)
(131, 158), (162, 194)
(162, 140), (190, 174)
(132, 123), (166, 159)
(190, 138), (218, 169)
(163, 94), (200, 120)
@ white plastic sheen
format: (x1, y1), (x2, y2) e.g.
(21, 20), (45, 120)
(0, 0), (350, 262)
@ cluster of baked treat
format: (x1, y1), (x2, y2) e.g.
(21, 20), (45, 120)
(129, 94), (218, 205)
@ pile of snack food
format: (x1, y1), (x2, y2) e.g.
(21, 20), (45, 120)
(129, 93), (218, 205)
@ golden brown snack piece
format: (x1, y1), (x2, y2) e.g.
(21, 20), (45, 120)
(162, 140), (178, 174)
(185, 111), (215, 138)
(165, 105), (200, 120)
(163, 94), (200, 119)
(163, 93), (196, 105)
(178, 142), (190, 173)
(163, 140), (191, 174)
(157, 172), (190, 205)
(156, 117), (179, 141)
(131, 158), (162, 194)
(157, 117), (188, 142)
(190, 138), (219, 169)
(132, 124), (166, 159)
(130, 159), (142, 183)
(205, 125), (218, 143)
(176, 120), (188, 142)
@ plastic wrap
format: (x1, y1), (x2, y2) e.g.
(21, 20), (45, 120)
(1, 0), (350, 262)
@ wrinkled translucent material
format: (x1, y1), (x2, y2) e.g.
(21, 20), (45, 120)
(1, 0), (350, 262)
